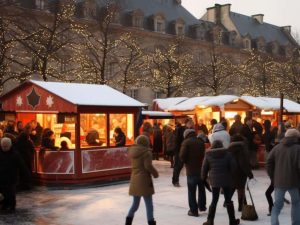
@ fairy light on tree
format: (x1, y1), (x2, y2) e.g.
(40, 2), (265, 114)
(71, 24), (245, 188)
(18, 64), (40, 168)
(15, 0), (85, 82)
(110, 33), (145, 93)
(141, 37), (194, 97)
(239, 50), (280, 96)
(79, 1), (121, 85)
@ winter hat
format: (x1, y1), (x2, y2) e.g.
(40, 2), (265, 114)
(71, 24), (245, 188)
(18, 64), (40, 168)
(284, 121), (292, 129)
(183, 129), (195, 139)
(284, 128), (300, 138)
(1, 137), (12, 152)
(212, 123), (225, 133)
(135, 135), (150, 147)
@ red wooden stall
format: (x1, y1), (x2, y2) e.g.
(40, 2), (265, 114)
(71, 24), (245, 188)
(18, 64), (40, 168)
(0, 80), (145, 185)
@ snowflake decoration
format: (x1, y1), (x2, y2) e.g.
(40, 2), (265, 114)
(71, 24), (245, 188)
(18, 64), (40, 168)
(46, 95), (54, 108)
(16, 96), (23, 106)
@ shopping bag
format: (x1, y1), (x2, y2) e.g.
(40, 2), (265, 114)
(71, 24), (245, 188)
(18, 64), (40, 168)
(241, 181), (258, 221)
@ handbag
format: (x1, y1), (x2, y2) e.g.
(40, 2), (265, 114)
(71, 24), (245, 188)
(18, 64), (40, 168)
(241, 181), (258, 221)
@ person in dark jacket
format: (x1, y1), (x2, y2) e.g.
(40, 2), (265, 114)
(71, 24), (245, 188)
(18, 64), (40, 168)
(198, 119), (208, 135)
(266, 128), (300, 225)
(172, 118), (194, 187)
(180, 129), (206, 217)
(229, 115), (243, 136)
(41, 129), (58, 150)
(228, 134), (254, 212)
(202, 140), (239, 225)
(241, 117), (257, 168)
(152, 123), (163, 160)
(15, 127), (35, 190)
(0, 137), (30, 212)
(114, 127), (126, 147)
(30, 120), (43, 147)
(163, 124), (176, 167)
(125, 135), (159, 225)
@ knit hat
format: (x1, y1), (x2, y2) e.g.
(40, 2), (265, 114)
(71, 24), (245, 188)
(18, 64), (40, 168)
(135, 135), (150, 147)
(183, 129), (195, 139)
(284, 121), (292, 129)
(1, 137), (12, 152)
(285, 128), (300, 138)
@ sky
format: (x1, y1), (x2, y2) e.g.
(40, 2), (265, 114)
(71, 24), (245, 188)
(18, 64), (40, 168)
(181, 0), (300, 40)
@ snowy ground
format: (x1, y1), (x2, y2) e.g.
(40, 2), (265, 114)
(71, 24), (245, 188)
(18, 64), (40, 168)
(0, 160), (293, 225)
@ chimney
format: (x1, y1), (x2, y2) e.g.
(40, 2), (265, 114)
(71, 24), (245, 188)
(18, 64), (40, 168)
(281, 26), (291, 34)
(252, 14), (264, 24)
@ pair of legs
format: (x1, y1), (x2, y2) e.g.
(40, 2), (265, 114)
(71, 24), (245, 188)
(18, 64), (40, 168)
(172, 153), (183, 186)
(127, 195), (154, 222)
(230, 188), (247, 211)
(204, 187), (239, 225)
(271, 188), (300, 225)
(265, 181), (274, 214)
(187, 175), (206, 214)
(0, 185), (16, 211)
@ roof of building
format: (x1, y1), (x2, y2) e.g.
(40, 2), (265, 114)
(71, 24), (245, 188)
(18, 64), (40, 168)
(30, 80), (145, 107)
(230, 12), (291, 45)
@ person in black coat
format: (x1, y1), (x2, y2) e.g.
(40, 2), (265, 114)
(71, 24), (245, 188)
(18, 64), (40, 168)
(152, 123), (163, 160)
(15, 128), (35, 190)
(114, 127), (126, 147)
(41, 129), (58, 150)
(30, 120), (43, 147)
(228, 134), (254, 212)
(202, 140), (240, 225)
(0, 137), (30, 212)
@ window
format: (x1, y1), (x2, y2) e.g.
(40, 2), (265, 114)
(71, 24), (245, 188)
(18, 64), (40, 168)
(35, 0), (45, 10)
(80, 114), (107, 148)
(177, 26), (184, 36)
(80, 113), (134, 148)
(109, 114), (134, 146)
(133, 17), (142, 28)
(156, 21), (163, 32)
(245, 39), (251, 49)
(130, 89), (138, 99)
(60, 58), (67, 72)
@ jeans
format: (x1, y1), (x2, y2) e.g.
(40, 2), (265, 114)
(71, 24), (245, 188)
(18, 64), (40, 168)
(271, 188), (300, 225)
(187, 175), (206, 213)
(127, 195), (154, 221)
(172, 153), (183, 184)
(211, 187), (232, 207)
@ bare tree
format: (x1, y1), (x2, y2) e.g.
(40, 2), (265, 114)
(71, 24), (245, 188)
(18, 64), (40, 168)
(240, 50), (280, 96)
(193, 44), (238, 96)
(142, 38), (194, 97)
(111, 33), (144, 93)
(79, 2), (121, 84)
(15, 0), (84, 82)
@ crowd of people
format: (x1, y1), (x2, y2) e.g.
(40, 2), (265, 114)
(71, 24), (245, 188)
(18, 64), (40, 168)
(126, 116), (300, 225)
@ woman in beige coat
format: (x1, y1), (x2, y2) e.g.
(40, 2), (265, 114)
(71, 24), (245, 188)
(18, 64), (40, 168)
(126, 135), (159, 225)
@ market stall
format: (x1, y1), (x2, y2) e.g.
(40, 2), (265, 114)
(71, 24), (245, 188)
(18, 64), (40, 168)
(0, 80), (145, 185)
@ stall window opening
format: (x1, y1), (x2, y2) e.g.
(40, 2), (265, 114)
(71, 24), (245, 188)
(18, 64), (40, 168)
(109, 114), (134, 146)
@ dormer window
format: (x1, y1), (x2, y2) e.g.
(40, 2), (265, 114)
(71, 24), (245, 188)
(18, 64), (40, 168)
(245, 40), (251, 49)
(35, 0), (46, 10)
(175, 18), (185, 36)
(153, 13), (165, 33)
(131, 9), (144, 28)
(83, 1), (97, 19)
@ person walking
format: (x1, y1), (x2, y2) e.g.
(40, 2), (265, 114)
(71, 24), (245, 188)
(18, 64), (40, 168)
(179, 129), (206, 217)
(0, 137), (30, 213)
(153, 123), (163, 160)
(228, 134), (254, 212)
(125, 135), (159, 225)
(266, 128), (300, 225)
(208, 123), (230, 148)
(202, 140), (240, 225)
(229, 115), (243, 136)
(172, 118), (194, 187)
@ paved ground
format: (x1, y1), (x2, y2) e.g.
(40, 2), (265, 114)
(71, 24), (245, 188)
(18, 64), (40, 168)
(0, 160), (293, 225)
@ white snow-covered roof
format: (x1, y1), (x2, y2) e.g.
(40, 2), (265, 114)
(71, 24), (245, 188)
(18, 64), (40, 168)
(241, 96), (300, 113)
(168, 95), (239, 111)
(31, 80), (145, 107)
(142, 111), (174, 117)
(153, 97), (188, 111)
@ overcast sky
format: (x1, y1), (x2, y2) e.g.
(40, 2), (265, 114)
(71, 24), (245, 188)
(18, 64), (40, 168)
(181, 0), (300, 39)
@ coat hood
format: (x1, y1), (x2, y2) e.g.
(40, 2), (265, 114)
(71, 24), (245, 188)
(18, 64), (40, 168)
(228, 141), (245, 152)
(281, 137), (300, 147)
(206, 147), (228, 158)
(212, 123), (225, 133)
(128, 144), (150, 159)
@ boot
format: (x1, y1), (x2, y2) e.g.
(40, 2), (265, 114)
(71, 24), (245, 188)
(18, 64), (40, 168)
(203, 205), (216, 225)
(226, 202), (240, 225)
(237, 189), (246, 212)
(148, 219), (156, 225)
(125, 217), (133, 225)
